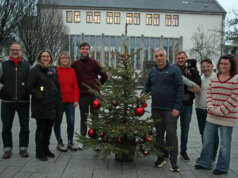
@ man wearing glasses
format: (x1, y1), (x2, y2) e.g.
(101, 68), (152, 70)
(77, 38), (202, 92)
(0, 42), (30, 159)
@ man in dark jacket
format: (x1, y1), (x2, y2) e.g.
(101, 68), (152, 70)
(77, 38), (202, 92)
(175, 51), (201, 161)
(0, 42), (30, 159)
(141, 48), (184, 172)
(71, 42), (108, 144)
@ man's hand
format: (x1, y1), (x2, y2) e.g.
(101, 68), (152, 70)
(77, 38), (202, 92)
(171, 109), (180, 118)
(187, 85), (200, 93)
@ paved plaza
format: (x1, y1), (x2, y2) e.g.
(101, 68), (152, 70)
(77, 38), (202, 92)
(0, 100), (238, 178)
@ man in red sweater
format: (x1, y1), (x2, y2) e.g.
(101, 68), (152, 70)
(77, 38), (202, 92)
(71, 42), (108, 142)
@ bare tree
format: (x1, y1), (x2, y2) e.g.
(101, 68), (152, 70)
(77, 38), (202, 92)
(0, 0), (36, 44)
(189, 26), (221, 62)
(226, 10), (238, 46)
(18, 8), (69, 65)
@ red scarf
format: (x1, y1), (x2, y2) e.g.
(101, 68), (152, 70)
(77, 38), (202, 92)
(9, 56), (22, 66)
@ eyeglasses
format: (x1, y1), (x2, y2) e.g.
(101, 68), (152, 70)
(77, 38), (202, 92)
(10, 49), (21, 52)
(60, 57), (69, 59)
(41, 55), (50, 58)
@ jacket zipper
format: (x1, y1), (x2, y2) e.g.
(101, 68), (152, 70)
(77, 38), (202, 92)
(16, 66), (18, 100)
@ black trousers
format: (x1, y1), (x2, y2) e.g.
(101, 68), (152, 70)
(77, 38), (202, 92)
(35, 119), (54, 155)
(79, 96), (97, 136)
(152, 109), (178, 164)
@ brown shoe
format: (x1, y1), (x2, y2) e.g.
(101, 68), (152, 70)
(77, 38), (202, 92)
(19, 150), (29, 158)
(2, 151), (12, 159)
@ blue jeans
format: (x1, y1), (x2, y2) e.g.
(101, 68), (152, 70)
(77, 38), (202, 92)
(199, 122), (233, 173)
(180, 105), (192, 153)
(152, 109), (178, 164)
(1, 101), (30, 151)
(196, 108), (219, 160)
(54, 102), (75, 141)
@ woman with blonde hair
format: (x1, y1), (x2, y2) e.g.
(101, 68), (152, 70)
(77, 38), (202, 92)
(54, 52), (79, 152)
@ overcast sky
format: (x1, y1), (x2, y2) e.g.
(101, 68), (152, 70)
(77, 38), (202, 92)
(217, 0), (238, 18)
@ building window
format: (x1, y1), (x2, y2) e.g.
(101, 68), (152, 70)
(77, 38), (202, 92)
(94, 12), (101, 23)
(66, 11), (72, 23)
(173, 15), (179, 26)
(86, 12), (93, 23)
(126, 13), (133, 25)
(114, 12), (120, 24)
(74, 11), (80, 23)
(165, 15), (172, 26)
(106, 12), (113, 24)
(134, 13), (140, 25)
(153, 14), (159, 26)
(146, 14), (152, 25)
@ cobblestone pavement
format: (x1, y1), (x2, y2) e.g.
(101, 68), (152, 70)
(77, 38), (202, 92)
(0, 100), (238, 178)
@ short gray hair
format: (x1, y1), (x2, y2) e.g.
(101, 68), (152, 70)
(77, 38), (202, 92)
(154, 47), (167, 55)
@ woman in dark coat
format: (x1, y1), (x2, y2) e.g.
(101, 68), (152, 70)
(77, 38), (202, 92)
(27, 50), (61, 161)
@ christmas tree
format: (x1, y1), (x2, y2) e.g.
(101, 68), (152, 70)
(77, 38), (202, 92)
(76, 31), (164, 162)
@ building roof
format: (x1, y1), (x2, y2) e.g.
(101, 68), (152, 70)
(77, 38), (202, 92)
(38, 0), (226, 14)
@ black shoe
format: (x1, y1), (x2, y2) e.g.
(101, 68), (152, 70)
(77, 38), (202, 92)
(195, 164), (210, 170)
(180, 152), (190, 161)
(154, 158), (166, 168)
(2, 151), (12, 159)
(170, 163), (180, 172)
(19, 150), (29, 158)
(36, 153), (48, 161)
(44, 150), (55, 158)
(213, 169), (227, 175)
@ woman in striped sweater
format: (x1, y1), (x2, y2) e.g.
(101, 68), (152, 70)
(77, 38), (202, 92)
(195, 54), (238, 175)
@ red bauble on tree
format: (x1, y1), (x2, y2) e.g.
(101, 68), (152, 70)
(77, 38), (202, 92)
(135, 106), (145, 117)
(92, 99), (101, 109)
(142, 102), (147, 108)
(146, 137), (152, 142)
(143, 150), (149, 156)
(88, 129), (96, 138)
(117, 138), (122, 144)
(111, 100), (118, 107)
(103, 136), (108, 142)
(99, 132), (105, 137)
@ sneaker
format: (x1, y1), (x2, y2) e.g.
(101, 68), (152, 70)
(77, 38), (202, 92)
(154, 158), (167, 168)
(68, 140), (78, 151)
(19, 150), (29, 158)
(180, 152), (190, 161)
(196, 158), (215, 166)
(44, 150), (55, 158)
(170, 163), (180, 172)
(2, 151), (12, 159)
(213, 169), (227, 175)
(195, 164), (210, 170)
(36, 153), (48, 161)
(57, 140), (67, 152)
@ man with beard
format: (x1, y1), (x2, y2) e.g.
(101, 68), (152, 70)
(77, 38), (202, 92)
(71, 42), (108, 146)
(0, 42), (30, 159)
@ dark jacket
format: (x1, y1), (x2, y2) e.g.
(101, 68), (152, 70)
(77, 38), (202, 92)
(71, 57), (108, 97)
(27, 64), (61, 119)
(142, 62), (184, 111)
(177, 65), (201, 105)
(0, 60), (30, 101)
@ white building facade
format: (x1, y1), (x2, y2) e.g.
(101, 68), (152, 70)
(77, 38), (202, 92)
(38, 0), (226, 69)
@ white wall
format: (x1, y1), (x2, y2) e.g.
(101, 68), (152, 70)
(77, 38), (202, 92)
(63, 9), (224, 60)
